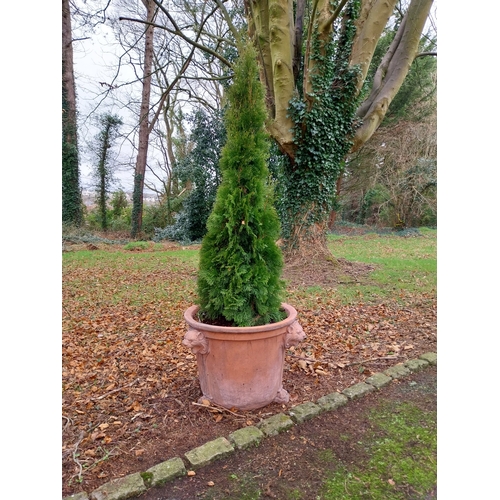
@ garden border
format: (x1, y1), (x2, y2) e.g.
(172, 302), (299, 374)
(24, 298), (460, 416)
(63, 352), (437, 500)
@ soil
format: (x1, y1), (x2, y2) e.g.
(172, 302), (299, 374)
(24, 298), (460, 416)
(138, 367), (437, 500)
(62, 230), (437, 498)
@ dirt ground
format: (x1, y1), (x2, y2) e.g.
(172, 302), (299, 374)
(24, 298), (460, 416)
(62, 233), (436, 498)
(138, 366), (437, 500)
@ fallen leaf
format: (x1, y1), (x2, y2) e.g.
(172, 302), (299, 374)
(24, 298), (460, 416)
(135, 449), (145, 457)
(298, 360), (308, 371)
(98, 423), (109, 430)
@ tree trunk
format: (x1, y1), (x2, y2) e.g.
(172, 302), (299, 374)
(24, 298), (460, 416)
(352, 0), (434, 151)
(284, 218), (331, 263)
(131, 0), (156, 237)
(246, 0), (433, 261)
(62, 0), (83, 226)
(328, 176), (344, 230)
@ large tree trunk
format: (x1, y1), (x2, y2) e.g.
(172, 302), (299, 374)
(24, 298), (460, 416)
(352, 0), (434, 151)
(131, 0), (156, 237)
(246, 0), (433, 261)
(62, 0), (83, 226)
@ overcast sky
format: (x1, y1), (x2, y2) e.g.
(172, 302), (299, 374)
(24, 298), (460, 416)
(73, 18), (140, 193)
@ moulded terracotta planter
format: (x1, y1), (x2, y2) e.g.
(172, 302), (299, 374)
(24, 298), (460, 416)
(183, 303), (305, 411)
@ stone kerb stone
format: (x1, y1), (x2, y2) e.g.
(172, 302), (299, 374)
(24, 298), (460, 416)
(144, 457), (186, 487)
(384, 363), (411, 379)
(288, 402), (322, 424)
(228, 426), (264, 450)
(342, 382), (375, 400)
(89, 472), (147, 500)
(257, 413), (294, 436)
(419, 352), (437, 365)
(63, 493), (89, 500)
(404, 358), (429, 372)
(316, 392), (348, 411)
(364, 372), (392, 389)
(184, 437), (234, 469)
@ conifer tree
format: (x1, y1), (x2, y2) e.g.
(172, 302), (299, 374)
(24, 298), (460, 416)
(197, 44), (285, 327)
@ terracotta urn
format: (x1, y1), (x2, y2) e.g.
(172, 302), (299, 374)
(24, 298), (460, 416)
(183, 303), (305, 411)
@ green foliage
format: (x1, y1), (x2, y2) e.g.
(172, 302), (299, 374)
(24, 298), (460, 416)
(84, 196), (132, 233)
(110, 189), (128, 219)
(197, 44), (285, 327)
(356, 185), (390, 225)
(131, 173), (144, 238)
(284, 1), (361, 245)
(90, 113), (123, 231)
(62, 109), (83, 226)
(141, 201), (176, 238)
(156, 109), (225, 244)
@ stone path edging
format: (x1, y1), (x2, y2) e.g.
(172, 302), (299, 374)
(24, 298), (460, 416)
(63, 352), (437, 500)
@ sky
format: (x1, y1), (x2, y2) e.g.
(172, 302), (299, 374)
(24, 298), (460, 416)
(73, 19), (141, 193)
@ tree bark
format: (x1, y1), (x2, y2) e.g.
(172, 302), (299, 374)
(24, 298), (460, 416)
(248, 0), (296, 156)
(62, 0), (83, 225)
(352, 0), (434, 151)
(131, 0), (156, 237)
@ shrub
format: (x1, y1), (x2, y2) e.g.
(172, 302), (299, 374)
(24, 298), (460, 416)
(196, 44), (285, 327)
(124, 241), (149, 251)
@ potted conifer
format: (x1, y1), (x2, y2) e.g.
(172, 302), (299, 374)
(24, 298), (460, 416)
(183, 44), (305, 411)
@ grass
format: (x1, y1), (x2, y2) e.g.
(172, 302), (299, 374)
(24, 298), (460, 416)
(321, 401), (437, 499)
(327, 228), (436, 304)
(63, 229), (436, 312)
(196, 399), (436, 500)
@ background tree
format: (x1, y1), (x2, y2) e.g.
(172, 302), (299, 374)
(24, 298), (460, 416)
(140, 0), (435, 259)
(90, 113), (123, 231)
(62, 0), (83, 226)
(128, 0), (157, 237)
(71, 0), (435, 251)
(245, 0), (435, 257)
(341, 104), (436, 227)
(110, 189), (129, 219)
(333, 18), (437, 227)
(155, 108), (226, 243)
(106, 0), (235, 236)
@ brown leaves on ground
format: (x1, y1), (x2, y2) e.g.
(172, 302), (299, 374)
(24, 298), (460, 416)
(62, 246), (436, 497)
